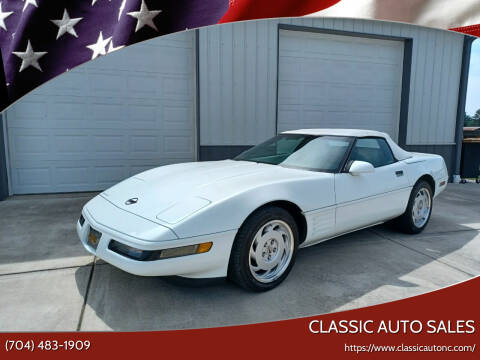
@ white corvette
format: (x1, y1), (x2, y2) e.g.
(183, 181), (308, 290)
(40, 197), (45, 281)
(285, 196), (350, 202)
(78, 129), (448, 291)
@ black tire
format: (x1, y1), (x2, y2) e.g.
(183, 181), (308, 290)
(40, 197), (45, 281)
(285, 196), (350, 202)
(393, 180), (433, 234)
(228, 206), (299, 291)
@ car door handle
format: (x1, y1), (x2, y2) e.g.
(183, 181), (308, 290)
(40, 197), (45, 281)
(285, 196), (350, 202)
(395, 170), (404, 177)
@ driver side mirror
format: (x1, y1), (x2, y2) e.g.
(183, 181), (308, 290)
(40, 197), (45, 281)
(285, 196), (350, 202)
(348, 160), (374, 176)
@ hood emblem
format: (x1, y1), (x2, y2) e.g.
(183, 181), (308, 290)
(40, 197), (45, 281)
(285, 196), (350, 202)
(125, 198), (138, 205)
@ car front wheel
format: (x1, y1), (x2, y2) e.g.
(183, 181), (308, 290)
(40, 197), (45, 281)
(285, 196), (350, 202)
(395, 180), (433, 234)
(228, 206), (299, 291)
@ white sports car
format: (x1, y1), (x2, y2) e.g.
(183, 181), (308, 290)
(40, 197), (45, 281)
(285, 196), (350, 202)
(77, 129), (448, 291)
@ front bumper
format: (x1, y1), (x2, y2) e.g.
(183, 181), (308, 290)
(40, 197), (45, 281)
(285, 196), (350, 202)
(77, 204), (236, 279)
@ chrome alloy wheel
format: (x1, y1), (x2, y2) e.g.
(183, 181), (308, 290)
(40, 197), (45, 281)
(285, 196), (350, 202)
(248, 220), (294, 283)
(412, 187), (431, 228)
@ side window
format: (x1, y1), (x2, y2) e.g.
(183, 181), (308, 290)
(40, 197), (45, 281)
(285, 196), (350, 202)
(349, 138), (395, 168)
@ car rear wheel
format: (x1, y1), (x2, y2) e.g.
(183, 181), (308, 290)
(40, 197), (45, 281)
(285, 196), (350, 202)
(228, 206), (299, 291)
(394, 180), (433, 234)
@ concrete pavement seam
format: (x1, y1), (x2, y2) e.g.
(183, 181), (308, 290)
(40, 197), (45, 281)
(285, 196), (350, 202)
(76, 258), (96, 332)
(0, 263), (94, 277)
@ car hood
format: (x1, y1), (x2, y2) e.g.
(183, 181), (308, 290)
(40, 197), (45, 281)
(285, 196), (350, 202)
(100, 160), (319, 225)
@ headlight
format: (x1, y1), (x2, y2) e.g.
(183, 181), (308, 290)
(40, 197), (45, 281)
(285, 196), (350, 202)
(108, 240), (212, 261)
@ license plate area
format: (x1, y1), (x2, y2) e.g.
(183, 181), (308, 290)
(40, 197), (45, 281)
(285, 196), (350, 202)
(87, 227), (102, 250)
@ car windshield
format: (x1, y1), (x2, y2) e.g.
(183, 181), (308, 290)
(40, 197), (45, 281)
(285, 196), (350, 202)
(234, 134), (353, 172)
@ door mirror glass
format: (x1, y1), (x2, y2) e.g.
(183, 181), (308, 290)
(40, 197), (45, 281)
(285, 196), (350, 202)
(349, 160), (375, 175)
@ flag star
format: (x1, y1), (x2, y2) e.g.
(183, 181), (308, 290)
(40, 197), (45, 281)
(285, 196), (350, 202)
(86, 31), (111, 60)
(12, 40), (47, 72)
(22, 0), (37, 12)
(127, 0), (162, 32)
(51, 9), (83, 39)
(107, 40), (124, 53)
(0, 3), (13, 31)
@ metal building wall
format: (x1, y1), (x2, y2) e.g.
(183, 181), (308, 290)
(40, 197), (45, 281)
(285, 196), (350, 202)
(198, 21), (278, 147)
(198, 18), (464, 157)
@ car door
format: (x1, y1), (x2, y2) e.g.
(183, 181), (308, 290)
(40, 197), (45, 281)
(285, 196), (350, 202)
(334, 137), (410, 234)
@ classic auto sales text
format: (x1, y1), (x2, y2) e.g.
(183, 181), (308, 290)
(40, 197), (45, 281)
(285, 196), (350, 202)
(309, 320), (475, 334)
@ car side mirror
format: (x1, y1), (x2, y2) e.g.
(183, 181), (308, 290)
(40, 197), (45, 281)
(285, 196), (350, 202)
(348, 160), (374, 175)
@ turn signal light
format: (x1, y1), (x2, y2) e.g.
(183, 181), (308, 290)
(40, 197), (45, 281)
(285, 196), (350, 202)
(196, 242), (213, 254)
(159, 242), (213, 259)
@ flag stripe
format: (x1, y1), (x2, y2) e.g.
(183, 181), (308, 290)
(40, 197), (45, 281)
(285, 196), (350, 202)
(220, 0), (341, 23)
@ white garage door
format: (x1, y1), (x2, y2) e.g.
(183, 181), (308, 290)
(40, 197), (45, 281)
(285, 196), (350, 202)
(6, 32), (196, 194)
(278, 30), (404, 140)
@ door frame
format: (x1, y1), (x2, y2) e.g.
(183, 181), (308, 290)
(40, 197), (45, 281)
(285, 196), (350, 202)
(275, 23), (413, 147)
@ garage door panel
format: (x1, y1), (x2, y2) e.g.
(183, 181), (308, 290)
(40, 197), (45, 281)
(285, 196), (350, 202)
(303, 110), (327, 128)
(303, 84), (330, 105)
(162, 76), (192, 99)
(95, 166), (126, 187)
(278, 57), (302, 80)
(163, 135), (195, 156)
(54, 135), (89, 154)
(7, 96), (49, 122)
(51, 102), (86, 123)
(350, 87), (376, 106)
(278, 106), (300, 131)
(126, 74), (158, 95)
(10, 129), (194, 162)
(91, 73), (127, 95)
(10, 157), (194, 194)
(278, 30), (403, 140)
(14, 167), (51, 190)
(163, 106), (193, 130)
(55, 166), (91, 187)
(11, 134), (50, 156)
(278, 82), (302, 105)
(42, 72), (89, 95)
(130, 135), (158, 154)
(7, 32), (196, 194)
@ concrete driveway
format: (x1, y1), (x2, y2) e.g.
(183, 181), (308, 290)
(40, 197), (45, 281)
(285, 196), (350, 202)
(0, 185), (479, 331)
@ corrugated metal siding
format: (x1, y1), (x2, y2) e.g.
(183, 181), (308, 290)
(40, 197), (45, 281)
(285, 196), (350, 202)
(199, 22), (277, 146)
(199, 18), (464, 146)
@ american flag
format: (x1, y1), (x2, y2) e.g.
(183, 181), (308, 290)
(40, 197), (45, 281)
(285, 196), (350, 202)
(0, 0), (231, 110)
(0, 0), (477, 112)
